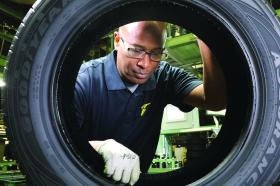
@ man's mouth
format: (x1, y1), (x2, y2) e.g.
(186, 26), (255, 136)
(134, 72), (148, 79)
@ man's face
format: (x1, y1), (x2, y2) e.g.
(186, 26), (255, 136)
(114, 23), (164, 84)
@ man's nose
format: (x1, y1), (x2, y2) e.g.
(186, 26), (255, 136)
(137, 53), (151, 68)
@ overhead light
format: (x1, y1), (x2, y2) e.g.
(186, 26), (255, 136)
(0, 80), (6, 87)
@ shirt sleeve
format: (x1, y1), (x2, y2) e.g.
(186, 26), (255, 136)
(74, 64), (91, 128)
(157, 61), (202, 112)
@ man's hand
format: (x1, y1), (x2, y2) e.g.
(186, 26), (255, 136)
(89, 139), (140, 185)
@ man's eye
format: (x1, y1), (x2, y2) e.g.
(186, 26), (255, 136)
(128, 48), (143, 53)
(151, 49), (164, 55)
(151, 51), (162, 56)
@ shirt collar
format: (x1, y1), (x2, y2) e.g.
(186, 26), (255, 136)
(104, 50), (157, 91)
(104, 51), (126, 90)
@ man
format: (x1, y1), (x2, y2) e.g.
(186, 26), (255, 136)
(74, 21), (226, 185)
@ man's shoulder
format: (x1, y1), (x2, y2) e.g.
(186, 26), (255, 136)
(155, 61), (176, 75)
(158, 61), (169, 67)
(78, 55), (108, 74)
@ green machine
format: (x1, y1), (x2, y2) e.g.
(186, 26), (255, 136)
(276, 8), (280, 16)
(148, 29), (224, 173)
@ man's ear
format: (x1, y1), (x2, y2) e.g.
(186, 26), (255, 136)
(114, 31), (121, 50)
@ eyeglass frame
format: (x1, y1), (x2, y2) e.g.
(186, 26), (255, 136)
(119, 37), (167, 62)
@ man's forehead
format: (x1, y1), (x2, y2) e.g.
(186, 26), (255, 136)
(119, 21), (165, 45)
(121, 22), (163, 34)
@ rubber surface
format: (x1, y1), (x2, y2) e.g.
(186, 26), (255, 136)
(4, 0), (280, 185)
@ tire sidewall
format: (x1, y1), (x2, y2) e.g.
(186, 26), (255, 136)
(5, 0), (280, 185)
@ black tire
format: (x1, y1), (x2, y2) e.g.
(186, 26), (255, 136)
(4, 0), (280, 185)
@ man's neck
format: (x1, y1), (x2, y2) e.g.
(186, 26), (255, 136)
(124, 81), (138, 93)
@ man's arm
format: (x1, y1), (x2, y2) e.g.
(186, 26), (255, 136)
(184, 39), (227, 111)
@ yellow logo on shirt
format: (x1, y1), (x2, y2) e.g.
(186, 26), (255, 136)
(140, 103), (151, 117)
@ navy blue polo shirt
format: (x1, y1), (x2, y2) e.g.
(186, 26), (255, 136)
(74, 51), (202, 172)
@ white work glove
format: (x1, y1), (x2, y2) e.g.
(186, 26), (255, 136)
(89, 139), (140, 185)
